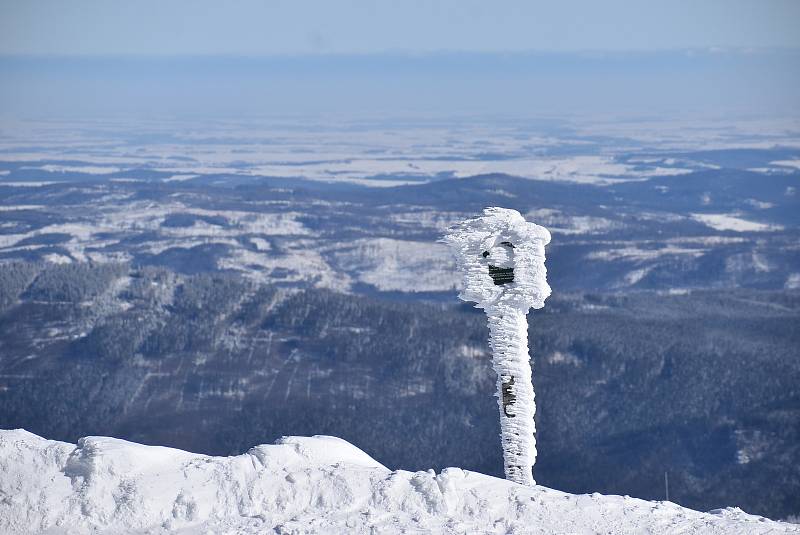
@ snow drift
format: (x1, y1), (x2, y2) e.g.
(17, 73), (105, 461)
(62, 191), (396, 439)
(1, 430), (795, 534)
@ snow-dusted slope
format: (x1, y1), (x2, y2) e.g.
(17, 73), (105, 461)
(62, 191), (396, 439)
(0, 430), (794, 535)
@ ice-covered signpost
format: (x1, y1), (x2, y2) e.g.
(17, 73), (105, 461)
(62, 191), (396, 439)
(443, 207), (551, 486)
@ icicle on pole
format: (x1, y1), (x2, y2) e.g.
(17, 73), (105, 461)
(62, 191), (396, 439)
(442, 207), (551, 485)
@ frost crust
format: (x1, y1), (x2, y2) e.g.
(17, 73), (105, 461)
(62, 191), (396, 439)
(443, 207), (551, 485)
(442, 207), (551, 311)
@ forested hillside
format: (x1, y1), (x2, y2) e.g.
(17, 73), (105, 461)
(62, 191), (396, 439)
(1, 261), (797, 519)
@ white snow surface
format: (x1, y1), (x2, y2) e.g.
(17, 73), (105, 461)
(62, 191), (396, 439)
(690, 213), (783, 233)
(1, 430), (794, 535)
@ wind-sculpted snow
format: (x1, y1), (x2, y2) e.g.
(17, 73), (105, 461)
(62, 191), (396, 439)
(0, 430), (794, 535)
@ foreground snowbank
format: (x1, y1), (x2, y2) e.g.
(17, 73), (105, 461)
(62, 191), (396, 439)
(0, 429), (794, 534)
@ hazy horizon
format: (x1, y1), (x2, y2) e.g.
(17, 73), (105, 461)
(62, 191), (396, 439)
(2, 0), (798, 120)
(2, 49), (798, 120)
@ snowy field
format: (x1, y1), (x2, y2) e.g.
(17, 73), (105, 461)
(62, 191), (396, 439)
(0, 116), (796, 293)
(1, 116), (799, 188)
(1, 429), (796, 535)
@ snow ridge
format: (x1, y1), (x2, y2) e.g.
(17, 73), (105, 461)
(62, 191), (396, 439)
(1, 429), (796, 535)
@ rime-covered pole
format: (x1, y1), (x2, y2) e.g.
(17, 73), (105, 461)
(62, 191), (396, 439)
(442, 207), (551, 485)
(487, 305), (536, 484)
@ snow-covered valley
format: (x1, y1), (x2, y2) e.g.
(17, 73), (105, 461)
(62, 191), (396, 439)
(1, 429), (795, 535)
(1, 118), (799, 528)
(1, 118), (798, 294)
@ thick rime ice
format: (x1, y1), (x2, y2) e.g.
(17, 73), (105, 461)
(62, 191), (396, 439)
(443, 207), (551, 485)
(0, 430), (794, 535)
(486, 307), (537, 485)
(442, 207), (551, 311)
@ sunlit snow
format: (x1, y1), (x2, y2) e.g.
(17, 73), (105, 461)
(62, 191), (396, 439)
(1, 430), (793, 535)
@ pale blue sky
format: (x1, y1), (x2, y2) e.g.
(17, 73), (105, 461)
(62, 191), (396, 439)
(1, 0), (799, 56)
(1, 1), (798, 118)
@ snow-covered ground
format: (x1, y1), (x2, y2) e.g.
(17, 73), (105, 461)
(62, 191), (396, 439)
(1, 429), (795, 534)
(690, 213), (784, 233)
(3, 116), (797, 188)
